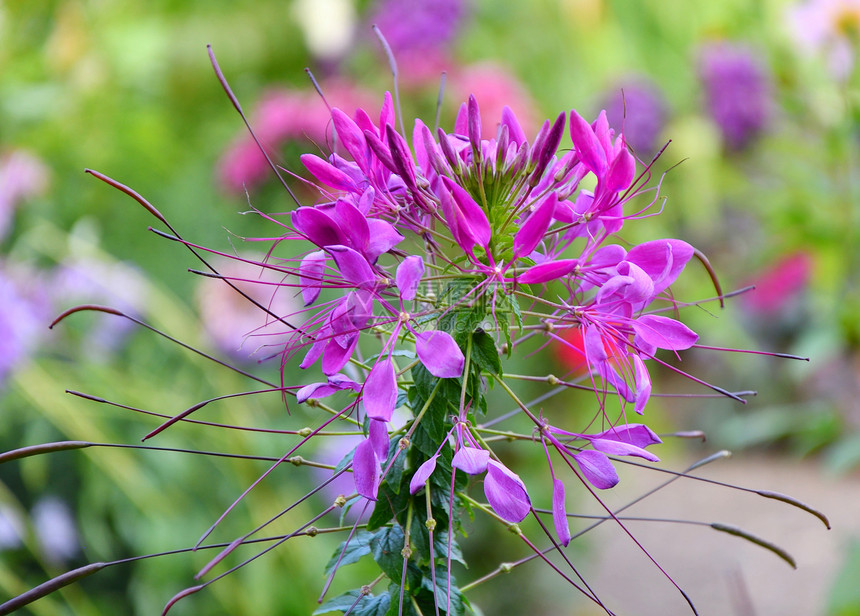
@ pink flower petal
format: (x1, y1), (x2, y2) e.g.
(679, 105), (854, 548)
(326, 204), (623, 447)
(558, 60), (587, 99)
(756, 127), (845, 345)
(552, 478), (571, 547)
(368, 418), (390, 462)
(573, 450), (619, 490)
(415, 330), (465, 378)
(409, 454), (439, 494)
(452, 446), (490, 475)
(484, 460), (531, 523)
(518, 258), (578, 284)
(396, 256), (424, 302)
(363, 358), (397, 422)
(353, 438), (379, 500)
(513, 193), (557, 259)
(632, 314), (699, 351)
(299, 250), (326, 306)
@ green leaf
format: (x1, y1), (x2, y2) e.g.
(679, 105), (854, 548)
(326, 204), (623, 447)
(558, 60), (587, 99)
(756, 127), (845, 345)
(367, 481), (410, 531)
(470, 329), (501, 376)
(314, 590), (390, 616)
(324, 530), (373, 576)
(385, 437), (406, 495)
(420, 566), (467, 616)
(370, 525), (406, 581)
(385, 585), (419, 616)
(435, 532), (466, 567)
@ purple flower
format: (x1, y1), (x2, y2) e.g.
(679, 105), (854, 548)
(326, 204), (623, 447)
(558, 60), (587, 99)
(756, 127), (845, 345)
(369, 0), (465, 57)
(0, 261), (51, 386)
(698, 42), (772, 150)
(602, 78), (667, 157)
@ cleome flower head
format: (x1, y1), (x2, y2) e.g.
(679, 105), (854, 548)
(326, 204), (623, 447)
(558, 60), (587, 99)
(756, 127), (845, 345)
(4, 42), (827, 616)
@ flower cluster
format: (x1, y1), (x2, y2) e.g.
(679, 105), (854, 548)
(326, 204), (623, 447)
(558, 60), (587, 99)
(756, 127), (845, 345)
(2, 52), (828, 616)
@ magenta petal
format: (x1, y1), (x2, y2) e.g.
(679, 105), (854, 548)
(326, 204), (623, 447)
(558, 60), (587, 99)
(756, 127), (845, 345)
(573, 450), (619, 489)
(415, 330), (465, 378)
(334, 199), (370, 253)
(441, 177), (491, 249)
(321, 334), (358, 375)
(626, 239), (694, 296)
(292, 207), (344, 248)
(452, 446), (490, 475)
(583, 325), (608, 363)
(396, 256), (424, 302)
(326, 245), (376, 287)
(593, 423), (662, 449)
(569, 109), (607, 175)
(300, 338), (326, 370)
(409, 454), (439, 494)
(514, 193), (557, 259)
(299, 250), (326, 306)
(331, 108), (369, 172)
(353, 438), (379, 501)
(501, 106), (527, 146)
(484, 460), (531, 523)
(589, 438), (659, 462)
(363, 359), (397, 421)
(552, 478), (571, 547)
(368, 418), (390, 463)
(301, 153), (358, 192)
(518, 258), (578, 284)
(632, 355), (652, 415)
(632, 314), (699, 350)
(365, 219), (404, 261)
(603, 147), (635, 195)
(296, 382), (331, 403)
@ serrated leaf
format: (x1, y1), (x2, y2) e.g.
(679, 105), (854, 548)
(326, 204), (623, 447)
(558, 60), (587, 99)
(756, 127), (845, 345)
(434, 532), (466, 567)
(314, 589), (391, 615)
(324, 530), (373, 576)
(370, 525), (406, 581)
(470, 330), (501, 375)
(420, 566), (466, 616)
(385, 438), (406, 494)
(367, 481), (410, 531)
(386, 585), (419, 616)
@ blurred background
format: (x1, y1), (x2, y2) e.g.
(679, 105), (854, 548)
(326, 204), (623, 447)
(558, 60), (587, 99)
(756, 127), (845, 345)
(2, 0), (860, 614)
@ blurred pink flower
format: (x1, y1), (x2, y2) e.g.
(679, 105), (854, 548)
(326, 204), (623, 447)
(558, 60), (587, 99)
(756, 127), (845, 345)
(787, 0), (860, 79)
(450, 63), (539, 139)
(742, 251), (813, 315)
(216, 81), (377, 194)
(195, 254), (304, 361)
(0, 149), (49, 240)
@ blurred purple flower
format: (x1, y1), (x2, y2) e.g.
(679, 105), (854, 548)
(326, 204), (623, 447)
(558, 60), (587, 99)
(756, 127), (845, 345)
(0, 149), (49, 240)
(602, 79), (667, 157)
(0, 261), (51, 386)
(698, 42), (772, 150)
(787, 0), (860, 79)
(51, 256), (148, 357)
(370, 0), (465, 56)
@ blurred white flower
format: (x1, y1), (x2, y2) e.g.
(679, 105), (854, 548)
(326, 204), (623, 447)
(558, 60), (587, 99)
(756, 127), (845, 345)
(292, 0), (356, 61)
(32, 496), (79, 565)
(788, 0), (860, 79)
